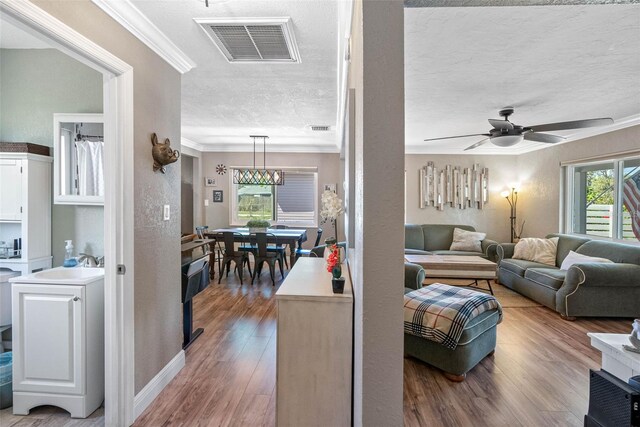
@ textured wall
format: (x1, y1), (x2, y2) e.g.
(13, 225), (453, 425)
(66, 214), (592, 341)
(200, 151), (343, 245)
(181, 155), (194, 234)
(33, 0), (183, 394)
(350, 0), (405, 424)
(0, 48), (104, 266)
(405, 154), (518, 242)
(516, 125), (640, 239)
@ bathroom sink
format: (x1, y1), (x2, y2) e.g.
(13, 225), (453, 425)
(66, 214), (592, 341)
(9, 267), (105, 285)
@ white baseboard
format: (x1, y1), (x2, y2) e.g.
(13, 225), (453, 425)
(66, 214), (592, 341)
(133, 350), (185, 420)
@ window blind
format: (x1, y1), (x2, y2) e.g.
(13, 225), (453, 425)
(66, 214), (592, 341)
(276, 172), (316, 224)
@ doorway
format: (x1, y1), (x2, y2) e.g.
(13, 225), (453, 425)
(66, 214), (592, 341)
(0, 1), (135, 425)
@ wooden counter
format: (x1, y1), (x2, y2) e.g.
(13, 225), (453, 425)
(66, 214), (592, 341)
(275, 258), (353, 426)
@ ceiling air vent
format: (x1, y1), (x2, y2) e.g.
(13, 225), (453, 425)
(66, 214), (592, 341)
(310, 125), (331, 132)
(194, 17), (301, 63)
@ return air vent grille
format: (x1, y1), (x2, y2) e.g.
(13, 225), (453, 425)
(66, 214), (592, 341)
(195, 18), (301, 63)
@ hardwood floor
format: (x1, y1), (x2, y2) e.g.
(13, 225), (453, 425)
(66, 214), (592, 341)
(137, 267), (630, 427)
(2, 265), (628, 426)
(134, 266), (281, 427)
(404, 307), (630, 427)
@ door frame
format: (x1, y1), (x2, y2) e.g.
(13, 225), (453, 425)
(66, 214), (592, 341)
(0, 1), (135, 425)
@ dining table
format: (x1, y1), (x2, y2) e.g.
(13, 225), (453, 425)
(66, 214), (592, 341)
(208, 228), (308, 267)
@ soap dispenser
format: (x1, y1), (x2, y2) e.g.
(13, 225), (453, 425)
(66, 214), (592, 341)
(63, 240), (78, 267)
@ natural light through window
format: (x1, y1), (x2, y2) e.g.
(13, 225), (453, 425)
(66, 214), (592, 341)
(231, 168), (318, 227)
(565, 156), (640, 241)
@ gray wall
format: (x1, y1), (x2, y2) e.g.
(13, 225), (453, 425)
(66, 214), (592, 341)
(181, 155), (194, 234)
(350, 0), (405, 424)
(405, 154), (518, 243)
(516, 125), (640, 238)
(200, 151), (343, 246)
(0, 48), (104, 266)
(35, 0), (183, 394)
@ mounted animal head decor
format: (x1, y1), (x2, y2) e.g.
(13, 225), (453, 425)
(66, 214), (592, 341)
(151, 133), (180, 173)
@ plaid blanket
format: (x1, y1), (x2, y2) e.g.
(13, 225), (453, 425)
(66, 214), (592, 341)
(404, 283), (502, 350)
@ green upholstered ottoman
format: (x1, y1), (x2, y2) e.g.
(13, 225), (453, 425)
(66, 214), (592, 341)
(403, 281), (501, 382)
(404, 309), (499, 381)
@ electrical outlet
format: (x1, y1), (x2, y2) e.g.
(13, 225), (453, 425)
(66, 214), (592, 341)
(163, 204), (170, 221)
(204, 199), (209, 207)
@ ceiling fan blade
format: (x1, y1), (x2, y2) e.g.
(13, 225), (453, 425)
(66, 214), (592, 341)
(464, 138), (490, 151)
(424, 133), (490, 142)
(523, 132), (565, 144)
(528, 118), (613, 133)
(488, 119), (513, 130)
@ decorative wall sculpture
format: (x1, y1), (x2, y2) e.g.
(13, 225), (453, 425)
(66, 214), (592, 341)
(151, 133), (179, 173)
(419, 162), (489, 210)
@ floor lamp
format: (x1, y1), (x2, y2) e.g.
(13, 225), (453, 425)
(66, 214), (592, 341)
(501, 187), (518, 243)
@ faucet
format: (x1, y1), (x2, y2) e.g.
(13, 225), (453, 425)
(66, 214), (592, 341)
(78, 254), (104, 268)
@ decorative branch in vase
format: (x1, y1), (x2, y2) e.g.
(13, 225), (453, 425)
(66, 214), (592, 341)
(320, 189), (344, 242)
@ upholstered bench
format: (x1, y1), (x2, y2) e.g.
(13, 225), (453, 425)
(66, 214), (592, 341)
(403, 274), (501, 382)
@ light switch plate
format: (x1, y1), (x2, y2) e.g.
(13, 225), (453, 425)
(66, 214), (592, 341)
(163, 204), (170, 220)
(204, 199), (209, 206)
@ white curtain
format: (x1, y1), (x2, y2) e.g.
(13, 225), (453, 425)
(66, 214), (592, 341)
(75, 139), (104, 196)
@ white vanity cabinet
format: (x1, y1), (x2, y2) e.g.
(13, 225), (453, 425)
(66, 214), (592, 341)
(10, 269), (104, 418)
(0, 158), (23, 221)
(0, 148), (53, 275)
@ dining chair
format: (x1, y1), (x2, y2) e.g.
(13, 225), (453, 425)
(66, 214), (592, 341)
(195, 226), (208, 239)
(196, 225), (222, 279)
(309, 241), (347, 258)
(250, 232), (284, 286)
(217, 232), (253, 285)
(267, 225), (289, 269)
(295, 227), (323, 259)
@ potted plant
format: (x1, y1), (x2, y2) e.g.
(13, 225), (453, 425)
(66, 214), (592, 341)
(326, 241), (345, 294)
(246, 219), (270, 233)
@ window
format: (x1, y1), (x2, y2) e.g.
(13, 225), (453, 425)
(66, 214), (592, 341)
(231, 168), (318, 227)
(565, 155), (640, 242)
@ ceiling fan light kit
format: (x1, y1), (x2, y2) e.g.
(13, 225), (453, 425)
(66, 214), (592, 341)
(424, 106), (614, 151)
(489, 134), (523, 147)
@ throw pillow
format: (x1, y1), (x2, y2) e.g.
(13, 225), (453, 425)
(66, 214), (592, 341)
(512, 237), (559, 266)
(560, 250), (613, 270)
(449, 228), (486, 252)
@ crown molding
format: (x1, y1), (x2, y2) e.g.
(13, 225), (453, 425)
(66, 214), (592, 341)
(181, 137), (206, 152)
(91, 0), (196, 74)
(180, 137), (340, 154)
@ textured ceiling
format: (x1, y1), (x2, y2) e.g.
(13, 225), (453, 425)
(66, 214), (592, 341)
(131, 0), (340, 152)
(6, 2), (634, 155)
(405, 4), (640, 154)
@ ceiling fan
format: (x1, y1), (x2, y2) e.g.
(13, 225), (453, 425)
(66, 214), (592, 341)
(424, 107), (614, 151)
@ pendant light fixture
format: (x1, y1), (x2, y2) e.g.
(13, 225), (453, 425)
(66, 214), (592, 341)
(233, 135), (285, 185)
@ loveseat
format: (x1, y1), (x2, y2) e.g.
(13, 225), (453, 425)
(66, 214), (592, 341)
(405, 224), (498, 262)
(497, 233), (640, 318)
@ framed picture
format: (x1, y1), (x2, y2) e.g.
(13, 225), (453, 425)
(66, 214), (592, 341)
(213, 190), (223, 203)
(205, 177), (217, 187)
(324, 184), (337, 192)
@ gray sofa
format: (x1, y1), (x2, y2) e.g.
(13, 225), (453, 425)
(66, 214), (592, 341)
(405, 224), (498, 262)
(498, 233), (640, 318)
